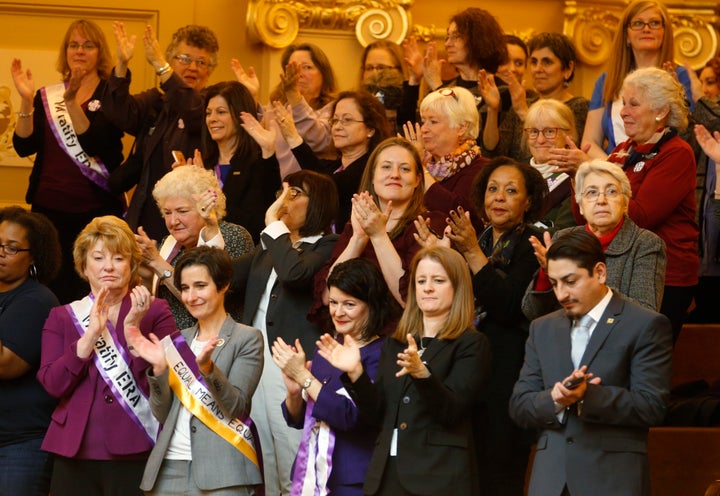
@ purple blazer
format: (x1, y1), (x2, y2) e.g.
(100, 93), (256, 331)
(38, 295), (176, 459)
(283, 337), (383, 489)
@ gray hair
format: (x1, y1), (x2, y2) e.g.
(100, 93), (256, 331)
(153, 166), (227, 220)
(622, 67), (688, 131)
(574, 159), (632, 203)
(419, 86), (480, 140)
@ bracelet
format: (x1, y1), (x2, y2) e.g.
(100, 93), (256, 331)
(16, 110), (33, 118)
(156, 62), (172, 77)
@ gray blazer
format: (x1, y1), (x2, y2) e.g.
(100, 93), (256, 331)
(522, 217), (666, 320)
(509, 293), (673, 496)
(140, 316), (264, 491)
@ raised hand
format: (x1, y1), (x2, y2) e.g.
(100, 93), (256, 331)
(271, 100), (302, 147)
(135, 226), (160, 264)
(76, 286), (110, 359)
(477, 69), (500, 112)
(695, 124), (720, 163)
(231, 59), (259, 101)
(271, 337), (308, 384)
(142, 25), (167, 71)
(528, 231), (552, 270)
(240, 111), (276, 158)
(266, 182), (289, 226)
(396, 334), (430, 378)
(422, 41), (443, 90)
(402, 36), (423, 83)
(126, 325), (167, 375)
(125, 285), (153, 329)
(352, 191), (388, 238)
(547, 135), (591, 175)
(413, 215), (449, 248)
(10, 59), (34, 102)
(444, 207), (478, 253)
(400, 121), (424, 155)
(196, 336), (219, 375)
(112, 21), (136, 66)
(316, 333), (362, 379)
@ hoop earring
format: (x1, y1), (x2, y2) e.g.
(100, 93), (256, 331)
(29, 263), (38, 279)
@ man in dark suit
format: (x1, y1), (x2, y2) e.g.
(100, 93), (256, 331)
(509, 231), (672, 496)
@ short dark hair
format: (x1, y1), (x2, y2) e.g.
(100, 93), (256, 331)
(285, 170), (338, 236)
(202, 81), (259, 166)
(471, 156), (548, 224)
(0, 206), (61, 284)
(450, 8), (508, 73)
(332, 90), (392, 154)
(528, 32), (578, 83)
(327, 258), (399, 341)
(174, 246), (233, 291)
(546, 230), (606, 274)
(505, 34), (529, 58)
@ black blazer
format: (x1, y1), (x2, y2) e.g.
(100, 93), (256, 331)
(232, 230), (338, 356)
(341, 329), (491, 495)
(222, 153), (282, 244)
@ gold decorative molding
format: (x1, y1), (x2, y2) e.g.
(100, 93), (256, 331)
(564, 1), (720, 69)
(246, 0), (413, 48)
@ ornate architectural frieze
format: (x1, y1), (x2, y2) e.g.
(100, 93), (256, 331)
(246, 0), (413, 48)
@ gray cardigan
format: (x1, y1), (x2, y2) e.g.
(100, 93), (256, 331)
(522, 217), (666, 321)
(140, 316), (263, 491)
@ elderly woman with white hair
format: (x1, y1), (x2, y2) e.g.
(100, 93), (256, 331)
(523, 159), (667, 321)
(137, 165), (253, 329)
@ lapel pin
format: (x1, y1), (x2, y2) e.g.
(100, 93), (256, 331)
(216, 338), (225, 347)
(606, 318), (614, 324)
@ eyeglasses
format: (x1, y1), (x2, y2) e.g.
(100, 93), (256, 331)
(174, 54), (211, 68)
(438, 88), (458, 101)
(628, 20), (664, 31)
(329, 117), (365, 127)
(581, 187), (623, 202)
(523, 127), (568, 140)
(276, 187), (307, 200)
(445, 32), (462, 44)
(67, 42), (97, 51)
(0, 244), (31, 256)
(363, 64), (399, 73)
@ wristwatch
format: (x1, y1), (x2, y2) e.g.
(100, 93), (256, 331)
(302, 377), (313, 390)
(158, 269), (173, 282)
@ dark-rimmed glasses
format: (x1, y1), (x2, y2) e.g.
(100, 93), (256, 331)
(628, 20), (664, 31)
(523, 127), (568, 140)
(0, 244), (31, 256)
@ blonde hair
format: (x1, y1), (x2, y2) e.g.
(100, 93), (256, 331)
(602, 0), (675, 105)
(393, 246), (475, 343)
(73, 216), (142, 287)
(152, 166), (227, 220)
(56, 19), (113, 80)
(522, 99), (578, 153)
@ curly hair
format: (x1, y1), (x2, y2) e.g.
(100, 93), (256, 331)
(471, 156), (549, 224)
(153, 166), (227, 220)
(0, 206), (61, 284)
(56, 19), (113, 80)
(449, 8), (508, 73)
(165, 25), (219, 71)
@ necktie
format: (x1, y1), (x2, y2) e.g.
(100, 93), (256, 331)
(571, 315), (594, 369)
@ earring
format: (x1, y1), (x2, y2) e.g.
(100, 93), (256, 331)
(563, 79), (569, 88)
(655, 116), (661, 122)
(29, 263), (38, 279)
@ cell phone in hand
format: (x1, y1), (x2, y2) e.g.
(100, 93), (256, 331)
(171, 150), (185, 163)
(563, 375), (586, 390)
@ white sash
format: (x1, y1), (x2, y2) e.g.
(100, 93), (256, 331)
(41, 83), (112, 191)
(161, 334), (259, 465)
(153, 236), (182, 294)
(67, 296), (159, 442)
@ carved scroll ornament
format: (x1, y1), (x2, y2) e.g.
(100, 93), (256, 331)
(246, 0), (413, 48)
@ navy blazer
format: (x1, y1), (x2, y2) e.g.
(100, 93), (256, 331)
(341, 329), (491, 495)
(509, 292), (672, 496)
(233, 230), (338, 356)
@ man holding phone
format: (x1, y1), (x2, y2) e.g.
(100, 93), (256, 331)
(509, 231), (672, 496)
